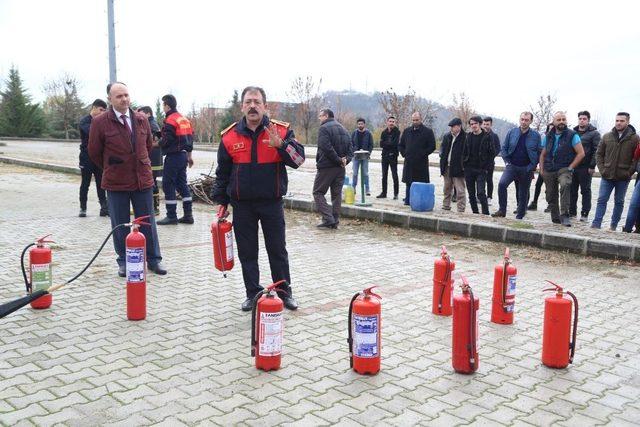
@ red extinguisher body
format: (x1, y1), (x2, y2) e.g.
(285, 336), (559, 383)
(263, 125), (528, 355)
(211, 217), (234, 274)
(126, 227), (146, 321)
(491, 249), (517, 325)
(432, 246), (455, 316)
(452, 278), (479, 374)
(29, 245), (52, 309)
(541, 282), (579, 369)
(349, 287), (382, 375)
(252, 282), (285, 371)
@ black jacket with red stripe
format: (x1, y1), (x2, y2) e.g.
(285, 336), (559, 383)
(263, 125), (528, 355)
(211, 115), (305, 205)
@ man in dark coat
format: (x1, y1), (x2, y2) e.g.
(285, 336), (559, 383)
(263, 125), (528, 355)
(440, 118), (467, 212)
(569, 110), (601, 221)
(398, 112), (436, 205)
(464, 115), (495, 215)
(313, 109), (353, 229)
(78, 99), (108, 217)
(88, 82), (166, 277)
(377, 116), (400, 199)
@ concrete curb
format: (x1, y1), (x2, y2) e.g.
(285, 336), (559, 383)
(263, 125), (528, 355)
(2, 155), (637, 262)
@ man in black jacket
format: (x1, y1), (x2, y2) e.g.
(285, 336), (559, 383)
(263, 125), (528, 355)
(313, 109), (353, 228)
(440, 118), (467, 212)
(482, 117), (501, 205)
(78, 99), (108, 217)
(399, 112), (436, 205)
(570, 110), (601, 222)
(464, 116), (495, 214)
(377, 116), (400, 199)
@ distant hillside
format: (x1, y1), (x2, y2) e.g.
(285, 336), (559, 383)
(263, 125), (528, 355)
(322, 90), (516, 141)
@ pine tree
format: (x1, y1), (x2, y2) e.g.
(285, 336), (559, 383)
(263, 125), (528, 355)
(219, 90), (242, 132)
(0, 66), (46, 137)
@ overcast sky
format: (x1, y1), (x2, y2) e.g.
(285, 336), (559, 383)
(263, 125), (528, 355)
(1, 0), (639, 128)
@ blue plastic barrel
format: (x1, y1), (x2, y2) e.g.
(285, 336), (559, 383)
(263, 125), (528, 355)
(410, 182), (435, 212)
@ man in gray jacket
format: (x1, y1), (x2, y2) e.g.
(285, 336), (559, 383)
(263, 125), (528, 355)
(570, 111), (601, 222)
(313, 109), (353, 229)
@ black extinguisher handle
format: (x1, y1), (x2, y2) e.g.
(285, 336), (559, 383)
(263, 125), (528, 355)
(250, 291), (264, 357)
(20, 243), (36, 293)
(566, 291), (579, 364)
(347, 292), (360, 369)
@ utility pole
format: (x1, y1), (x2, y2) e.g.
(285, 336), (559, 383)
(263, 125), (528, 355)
(107, 0), (117, 83)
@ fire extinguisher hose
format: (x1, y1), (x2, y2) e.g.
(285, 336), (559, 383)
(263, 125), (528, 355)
(468, 287), (476, 370)
(20, 243), (36, 293)
(347, 292), (360, 368)
(566, 291), (579, 363)
(501, 257), (509, 310)
(437, 255), (451, 312)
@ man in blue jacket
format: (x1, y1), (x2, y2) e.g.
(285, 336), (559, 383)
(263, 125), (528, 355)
(351, 118), (374, 196)
(492, 112), (541, 219)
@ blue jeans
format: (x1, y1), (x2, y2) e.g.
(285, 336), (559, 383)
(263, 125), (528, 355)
(107, 188), (162, 267)
(623, 180), (640, 232)
(498, 164), (532, 218)
(352, 158), (369, 192)
(591, 178), (630, 229)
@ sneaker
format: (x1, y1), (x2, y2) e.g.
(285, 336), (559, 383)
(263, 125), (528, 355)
(512, 209), (518, 214)
(579, 215), (588, 222)
(527, 203), (537, 211)
(491, 211), (506, 218)
(366, 192), (371, 196)
(442, 206), (451, 211)
(544, 206), (551, 213)
(79, 209), (87, 218)
(376, 193), (387, 199)
(316, 221), (337, 229)
(393, 195), (398, 200)
(561, 216), (572, 227)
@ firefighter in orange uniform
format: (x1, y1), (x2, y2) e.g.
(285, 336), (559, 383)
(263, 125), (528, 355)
(211, 86), (305, 311)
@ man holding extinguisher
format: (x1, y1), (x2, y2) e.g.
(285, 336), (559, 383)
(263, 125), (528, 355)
(211, 86), (305, 311)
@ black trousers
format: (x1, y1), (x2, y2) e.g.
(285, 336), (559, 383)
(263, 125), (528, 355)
(569, 168), (592, 217)
(486, 163), (495, 199)
(79, 166), (106, 209)
(381, 154), (399, 196)
(231, 199), (291, 299)
(465, 168), (489, 214)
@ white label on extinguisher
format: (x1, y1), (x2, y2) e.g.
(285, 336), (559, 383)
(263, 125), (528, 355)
(353, 314), (379, 358)
(505, 275), (516, 313)
(259, 311), (283, 356)
(31, 263), (52, 292)
(126, 247), (145, 283)
(225, 230), (234, 262)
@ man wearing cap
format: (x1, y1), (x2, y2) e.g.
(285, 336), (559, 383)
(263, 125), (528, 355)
(440, 118), (467, 212)
(399, 112), (436, 205)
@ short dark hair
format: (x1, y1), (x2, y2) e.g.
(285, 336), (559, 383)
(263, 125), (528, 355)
(483, 116), (493, 123)
(320, 108), (334, 118)
(617, 112), (630, 119)
(578, 110), (591, 120)
(92, 99), (107, 109)
(241, 86), (266, 104)
(388, 116), (396, 121)
(521, 111), (534, 120)
(162, 94), (177, 110)
(468, 115), (483, 125)
(106, 81), (126, 95)
(137, 106), (153, 117)
(357, 118), (365, 124)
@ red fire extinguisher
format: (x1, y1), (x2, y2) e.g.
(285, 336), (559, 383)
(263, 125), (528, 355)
(432, 246), (455, 316)
(348, 286), (382, 375)
(25, 235), (55, 310)
(251, 280), (287, 371)
(126, 216), (149, 321)
(452, 276), (479, 374)
(491, 248), (517, 324)
(542, 281), (578, 369)
(211, 205), (234, 277)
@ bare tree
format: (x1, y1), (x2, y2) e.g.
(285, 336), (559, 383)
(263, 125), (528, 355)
(448, 92), (475, 128)
(288, 75), (323, 144)
(43, 73), (85, 139)
(530, 93), (557, 133)
(188, 103), (221, 143)
(377, 87), (437, 131)
(333, 94), (357, 131)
